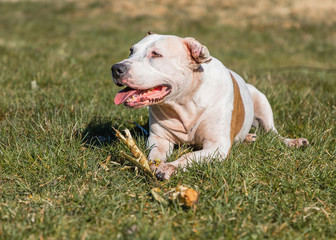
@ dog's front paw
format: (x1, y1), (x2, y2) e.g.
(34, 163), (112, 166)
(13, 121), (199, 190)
(150, 163), (157, 172)
(149, 158), (163, 172)
(285, 138), (309, 147)
(155, 163), (177, 181)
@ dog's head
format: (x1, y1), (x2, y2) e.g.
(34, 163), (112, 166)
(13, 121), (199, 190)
(111, 32), (212, 108)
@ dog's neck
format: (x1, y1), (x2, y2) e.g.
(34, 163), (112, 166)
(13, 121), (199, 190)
(149, 68), (206, 142)
(168, 66), (204, 104)
(149, 101), (205, 143)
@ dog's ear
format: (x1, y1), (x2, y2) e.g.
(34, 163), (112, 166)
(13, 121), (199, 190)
(184, 37), (212, 68)
(145, 31), (155, 37)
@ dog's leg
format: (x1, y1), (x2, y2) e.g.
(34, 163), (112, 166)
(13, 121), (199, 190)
(155, 146), (227, 180)
(247, 84), (277, 132)
(147, 134), (174, 171)
(247, 84), (309, 147)
(283, 138), (309, 147)
(244, 133), (257, 143)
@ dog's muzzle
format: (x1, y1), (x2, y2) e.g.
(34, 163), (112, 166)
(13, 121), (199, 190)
(111, 63), (127, 86)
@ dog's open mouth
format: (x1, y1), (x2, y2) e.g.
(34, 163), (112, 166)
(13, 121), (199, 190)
(114, 85), (171, 108)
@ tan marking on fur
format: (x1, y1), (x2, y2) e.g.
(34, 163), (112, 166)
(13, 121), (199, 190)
(230, 72), (245, 143)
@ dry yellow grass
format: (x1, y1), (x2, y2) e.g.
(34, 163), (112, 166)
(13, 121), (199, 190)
(28, 0), (334, 29)
(111, 0), (336, 28)
(4, 0), (333, 28)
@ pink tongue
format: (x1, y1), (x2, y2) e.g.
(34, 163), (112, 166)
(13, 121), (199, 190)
(114, 87), (138, 105)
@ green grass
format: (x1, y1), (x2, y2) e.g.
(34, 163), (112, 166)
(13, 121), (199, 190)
(0, 1), (335, 239)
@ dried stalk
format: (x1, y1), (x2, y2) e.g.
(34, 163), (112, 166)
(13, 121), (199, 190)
(113, 128), (156, 179)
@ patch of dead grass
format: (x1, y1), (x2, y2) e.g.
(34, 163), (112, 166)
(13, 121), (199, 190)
(3, 0), (333, 29)
(60, 0), (336, 28)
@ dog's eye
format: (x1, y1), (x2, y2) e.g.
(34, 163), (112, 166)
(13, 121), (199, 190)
(129, 47), (134, 56)
(151, 51), (162, 58)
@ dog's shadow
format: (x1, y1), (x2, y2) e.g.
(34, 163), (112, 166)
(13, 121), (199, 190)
(78, 118), (149, 148)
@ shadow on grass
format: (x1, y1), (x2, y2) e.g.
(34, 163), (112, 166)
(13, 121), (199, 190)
(77, 117), (149, 148)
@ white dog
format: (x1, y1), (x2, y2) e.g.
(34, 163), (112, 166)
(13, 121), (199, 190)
(111, 32), (309, 180)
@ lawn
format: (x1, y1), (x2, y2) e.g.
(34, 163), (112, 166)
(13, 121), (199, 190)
(0, 0), (335, 239)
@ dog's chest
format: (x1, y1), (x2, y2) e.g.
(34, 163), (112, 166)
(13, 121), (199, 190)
(149, 105), (205, 145)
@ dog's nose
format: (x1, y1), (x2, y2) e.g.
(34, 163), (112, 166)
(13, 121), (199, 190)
(111, 63), (127, 79)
